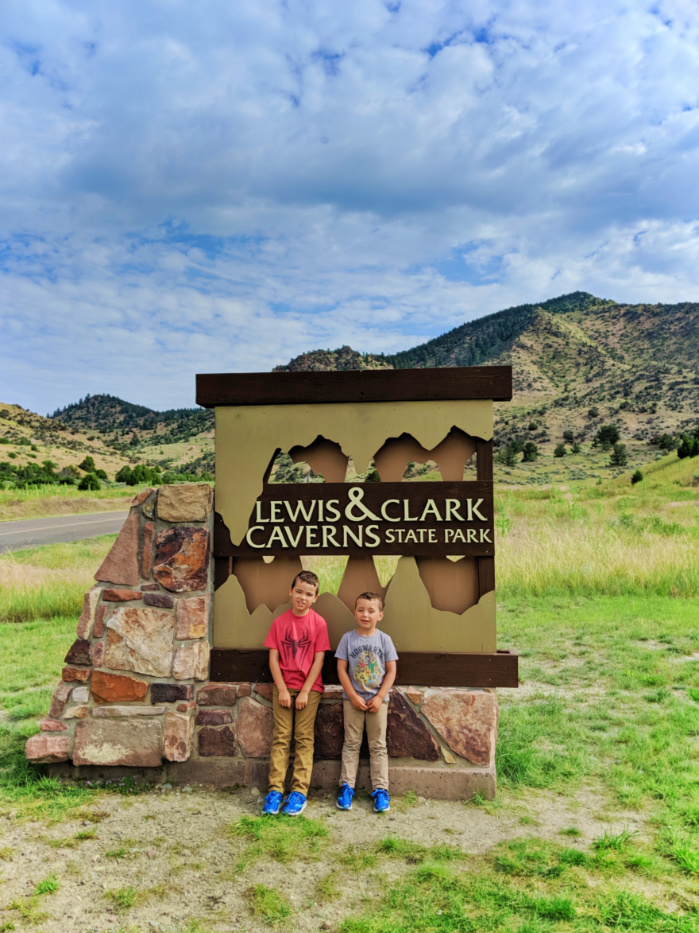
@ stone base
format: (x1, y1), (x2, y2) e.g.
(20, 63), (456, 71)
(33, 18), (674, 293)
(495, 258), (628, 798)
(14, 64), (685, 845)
(47, 757), (495, 800)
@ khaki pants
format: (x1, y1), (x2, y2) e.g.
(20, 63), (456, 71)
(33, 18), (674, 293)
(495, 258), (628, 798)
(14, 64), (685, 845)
(340, 699), (389, 791)
(268, 686), (321, 796)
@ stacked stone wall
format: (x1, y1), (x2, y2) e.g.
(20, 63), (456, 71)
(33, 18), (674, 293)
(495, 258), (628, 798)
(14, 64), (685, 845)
(26, 484), (213, 768)
(27, 484), (499, 799)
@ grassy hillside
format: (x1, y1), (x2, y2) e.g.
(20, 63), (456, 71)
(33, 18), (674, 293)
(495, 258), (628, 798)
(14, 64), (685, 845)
(5, 292), (698, 489)
(278, 294), (699, 477)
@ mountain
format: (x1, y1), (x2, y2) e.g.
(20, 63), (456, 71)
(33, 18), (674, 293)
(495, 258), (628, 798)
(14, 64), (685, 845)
(274, 293), (699, 479)
(5, 292), (695, 485)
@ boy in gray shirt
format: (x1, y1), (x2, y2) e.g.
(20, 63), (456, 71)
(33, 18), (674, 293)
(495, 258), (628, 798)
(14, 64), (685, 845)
(335, 591), (398, 813)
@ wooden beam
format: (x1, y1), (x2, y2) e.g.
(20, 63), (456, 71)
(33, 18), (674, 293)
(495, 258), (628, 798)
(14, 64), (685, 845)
(196, 366), (513, 407)
(210, 648), (519, 688)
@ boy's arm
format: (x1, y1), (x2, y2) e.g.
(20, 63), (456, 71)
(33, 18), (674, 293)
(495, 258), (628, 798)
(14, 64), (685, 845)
(296, 652), (325, 709)
(337, 659), (367, 711)
(269, 649), (292, 708)
(366, 660), (397, 713)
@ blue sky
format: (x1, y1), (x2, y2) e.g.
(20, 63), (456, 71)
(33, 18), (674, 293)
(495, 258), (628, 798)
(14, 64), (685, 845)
(1, 0), (698, 413)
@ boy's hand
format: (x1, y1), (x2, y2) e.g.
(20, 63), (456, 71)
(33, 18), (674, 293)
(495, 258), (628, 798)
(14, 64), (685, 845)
(278, 688), (292, 708)
(366, 695), (383, 713)
(351, 695), (368, 711)
(295, 690), (310, 709)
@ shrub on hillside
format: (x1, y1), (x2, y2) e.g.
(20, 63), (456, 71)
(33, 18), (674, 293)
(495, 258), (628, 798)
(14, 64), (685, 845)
(522, 441), (539, 462)
(610, 443), (628, 467)
(78, 472), (101, 491)
(78, 455), (96, 472)
(593, 425), (620, 451)
(554, 443), (566, 458)
(631, 469), (643, 484)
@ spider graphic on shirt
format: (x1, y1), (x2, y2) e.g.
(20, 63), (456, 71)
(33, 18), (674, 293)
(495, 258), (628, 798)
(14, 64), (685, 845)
(280, 628), (311, 667)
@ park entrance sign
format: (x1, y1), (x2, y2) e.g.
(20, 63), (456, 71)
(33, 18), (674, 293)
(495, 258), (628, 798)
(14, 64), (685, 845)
(196, 366), (517, 688)
(26, 365), (517, 799)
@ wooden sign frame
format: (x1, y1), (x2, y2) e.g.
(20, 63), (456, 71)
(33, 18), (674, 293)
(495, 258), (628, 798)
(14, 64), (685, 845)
(197, 366), (517, 688)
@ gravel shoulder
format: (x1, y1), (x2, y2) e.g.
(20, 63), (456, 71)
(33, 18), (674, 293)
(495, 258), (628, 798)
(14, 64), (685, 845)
(0, 781), (648, 933)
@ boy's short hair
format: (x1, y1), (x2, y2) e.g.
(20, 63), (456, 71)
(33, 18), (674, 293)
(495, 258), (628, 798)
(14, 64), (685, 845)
(291, 570), (320, 592)
(355, 591), (384, 610)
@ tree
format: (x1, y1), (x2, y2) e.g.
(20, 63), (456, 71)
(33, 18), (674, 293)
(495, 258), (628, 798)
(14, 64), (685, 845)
(610, 443), (628, 467)
(554, 443), (566, 458)
(496, 444), (518, 467)
(571, 442), (581, 454)
(95, 469), (108, 481)
(593, 425), (620, 451)
(677, 436), (692, 459)
(78, 455), (96, 472)
(78, 473), (101, 491)
(631, 469), (643, 484)
(562, 430), (575, 444)
(522, 441), (539, 462)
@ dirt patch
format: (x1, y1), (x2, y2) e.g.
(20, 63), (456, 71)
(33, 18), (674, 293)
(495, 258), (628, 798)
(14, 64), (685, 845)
(0, 783), (648, 932)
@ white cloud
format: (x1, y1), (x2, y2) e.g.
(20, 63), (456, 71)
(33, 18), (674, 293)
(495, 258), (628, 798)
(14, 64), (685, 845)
(1, 0), (699, 412)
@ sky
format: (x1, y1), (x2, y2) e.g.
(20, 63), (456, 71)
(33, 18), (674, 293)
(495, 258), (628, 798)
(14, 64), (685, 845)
(2, 0), (699, 414)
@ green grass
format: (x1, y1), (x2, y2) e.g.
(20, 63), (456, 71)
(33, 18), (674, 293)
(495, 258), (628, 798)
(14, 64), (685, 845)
(0, 536), (115, 623)
(229, 814), (329, 869)
(249, 883), (292, 923)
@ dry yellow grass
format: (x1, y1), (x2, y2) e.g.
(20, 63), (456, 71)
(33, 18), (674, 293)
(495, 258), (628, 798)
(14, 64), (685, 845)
(0, 538), (114, 622)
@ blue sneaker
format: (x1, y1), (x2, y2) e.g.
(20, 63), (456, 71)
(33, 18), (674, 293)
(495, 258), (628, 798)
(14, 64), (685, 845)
(262, 791), (283, 815)
(337, 783), (354, 810)
(282, 791), (307, 816)
(371, 788), (390, 812)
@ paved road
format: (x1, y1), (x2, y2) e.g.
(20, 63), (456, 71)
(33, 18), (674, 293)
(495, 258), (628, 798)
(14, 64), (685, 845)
(0, 511), (129, 553)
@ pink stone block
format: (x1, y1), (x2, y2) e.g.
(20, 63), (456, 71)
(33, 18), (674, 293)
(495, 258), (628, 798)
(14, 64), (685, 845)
(198, 725), (237, 757)
(404, 687), (426, 706)
(198, 684), (237, 707)
(163, 711), (194, 762)
(132, 487), (155, 507)
(93, 604), (109, 638)
(175, 595), (209, 640)
(196, 709), (233, 726)
(26, 733), (70, 763)
(76, 587), (100, 639)
(94, 510), (140, 586)
(236, 698), (273, 758)
(172, 641), (210, 681)
(40, 719), (68, 732)
(102, 588), (141, 601)
(141, 521), (154, 579)
(421, 691), (499, 768)
(49, 682), (72, 719)
(73, 719), (162, 766)
(91, 641), (105, 668)
(253, 683), (274, 702)
(62, 667), (91, 683)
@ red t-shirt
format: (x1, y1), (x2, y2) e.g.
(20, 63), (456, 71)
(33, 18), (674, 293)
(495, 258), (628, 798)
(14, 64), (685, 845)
(264, 608), (330, 693)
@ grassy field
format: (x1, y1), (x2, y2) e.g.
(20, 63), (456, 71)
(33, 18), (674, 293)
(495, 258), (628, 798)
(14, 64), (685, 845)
(0, 484), (134, 522)
(0, 463), (697, 931)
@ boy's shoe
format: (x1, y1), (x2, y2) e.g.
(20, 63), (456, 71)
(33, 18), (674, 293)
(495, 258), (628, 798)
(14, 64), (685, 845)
(282, 791), (307, 816)
(371, 788), (390, 812)
(337, 783), (354, 810)
(262, 791), (284, 815)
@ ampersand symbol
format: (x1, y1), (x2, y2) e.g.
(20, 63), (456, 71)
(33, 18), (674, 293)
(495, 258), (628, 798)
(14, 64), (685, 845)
(345, 486), (380, 522)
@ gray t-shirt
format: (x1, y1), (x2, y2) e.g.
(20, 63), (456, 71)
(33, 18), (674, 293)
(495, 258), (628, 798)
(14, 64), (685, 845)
(335, 629), (399, 703)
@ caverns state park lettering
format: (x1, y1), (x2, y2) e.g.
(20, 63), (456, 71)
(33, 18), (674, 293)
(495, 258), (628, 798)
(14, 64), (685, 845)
(223, 482), (494, 558)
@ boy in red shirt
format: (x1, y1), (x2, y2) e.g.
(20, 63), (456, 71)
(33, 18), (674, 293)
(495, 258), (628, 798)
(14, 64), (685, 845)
(262, 570), (330, 816)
